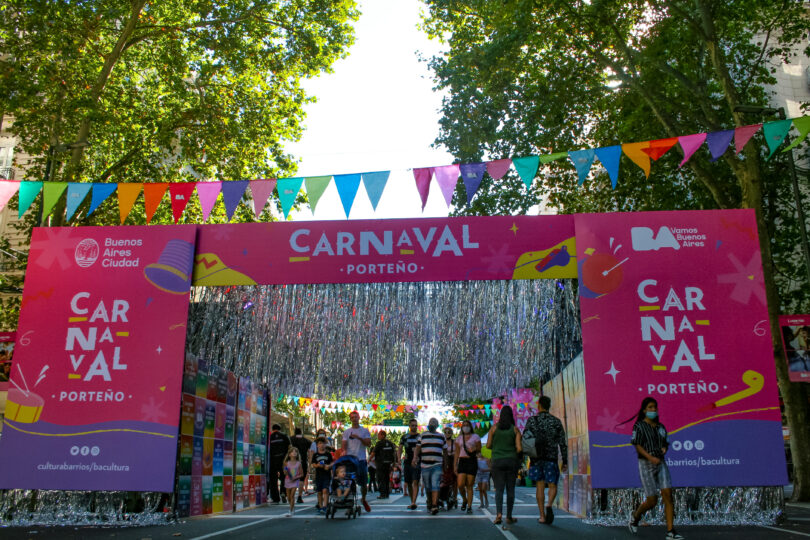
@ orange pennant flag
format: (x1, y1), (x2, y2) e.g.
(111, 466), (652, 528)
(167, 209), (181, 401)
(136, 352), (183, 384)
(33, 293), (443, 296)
(641, 137), (678, 161)
(117, 183), (142, 224)
(621, 142), (652, 178)
(143, 183), (168, 224)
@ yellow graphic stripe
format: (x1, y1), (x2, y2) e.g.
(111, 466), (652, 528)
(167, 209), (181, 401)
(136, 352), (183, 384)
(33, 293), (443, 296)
(400, 249), (414, 255)
(638, 306), (660, 311)
(116, 331), (129, 337)
(68, 317), (87, 322)
(68, 374), (81, 379)
(289, 257), (310, 262)
(695, 320), (710, 326)
(3, 419), (175, 439)
(592, 407), (779, 449)
(652, 365), (667, 371)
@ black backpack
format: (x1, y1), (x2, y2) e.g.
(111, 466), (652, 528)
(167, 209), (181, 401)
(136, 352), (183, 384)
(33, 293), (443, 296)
(378, 440), (396, 465)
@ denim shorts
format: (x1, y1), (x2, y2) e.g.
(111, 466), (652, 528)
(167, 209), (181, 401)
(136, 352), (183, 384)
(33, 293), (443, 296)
(529, 461), (560, 485)
(638, 459), (671, 497)
(421, 465), (442, 492)
(356, 460), (368, 486)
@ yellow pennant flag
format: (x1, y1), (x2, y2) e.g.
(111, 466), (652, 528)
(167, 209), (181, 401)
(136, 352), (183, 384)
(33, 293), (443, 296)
(118, 183), (143, 224)
(621, 142), (652, 178)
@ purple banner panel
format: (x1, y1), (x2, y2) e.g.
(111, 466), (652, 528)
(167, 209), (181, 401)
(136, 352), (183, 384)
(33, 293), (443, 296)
(0, 226), (196, 491)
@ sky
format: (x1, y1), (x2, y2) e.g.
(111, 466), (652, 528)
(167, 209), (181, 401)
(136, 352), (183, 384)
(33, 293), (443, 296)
(285, 0), (454, 221)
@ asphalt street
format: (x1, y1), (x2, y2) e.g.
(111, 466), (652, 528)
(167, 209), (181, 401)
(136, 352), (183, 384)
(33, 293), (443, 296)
(5, 487), (810, 539)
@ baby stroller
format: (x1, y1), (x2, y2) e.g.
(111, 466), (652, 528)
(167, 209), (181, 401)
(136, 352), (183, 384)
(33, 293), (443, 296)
(437, 467), (458, 510)
(325, 455), (363, 519)
(390, 466), (403, 493)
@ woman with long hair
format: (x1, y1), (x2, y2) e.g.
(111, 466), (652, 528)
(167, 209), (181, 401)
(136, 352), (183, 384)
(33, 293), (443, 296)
(282, 446), (304, 517)
(485, 405), (522, 529)
(626, 397), (682, 540)
(455, 419), (481, 514)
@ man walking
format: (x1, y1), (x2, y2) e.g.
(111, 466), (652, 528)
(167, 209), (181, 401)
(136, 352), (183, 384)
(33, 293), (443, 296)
(268, 424), (291, 503)
(371, 430), (397, 499)
(414, 417), (446, 515)
(523, 396), (568, 525)
(342, 410), (373, 512)
(399, 418), (421, 509)
(291, 427), (311, 502)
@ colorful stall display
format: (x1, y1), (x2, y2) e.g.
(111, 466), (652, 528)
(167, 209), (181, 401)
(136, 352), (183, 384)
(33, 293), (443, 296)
(0, 226), (196, 491)
(576, 210), (787, 488)
(779, 315), (810, 382)
(0, 332), (15, 427)
(234, 377), (268, 510)
(177, 356), (237, 517)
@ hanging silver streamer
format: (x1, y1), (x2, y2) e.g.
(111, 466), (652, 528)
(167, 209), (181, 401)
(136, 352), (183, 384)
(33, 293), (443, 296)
(185, 280), (582, 401)
(587, 487), (783, 526)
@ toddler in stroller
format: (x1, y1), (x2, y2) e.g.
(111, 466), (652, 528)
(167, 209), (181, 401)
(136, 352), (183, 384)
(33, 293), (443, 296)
(325, 456), (363, 519)
(390, 464), (403, 493)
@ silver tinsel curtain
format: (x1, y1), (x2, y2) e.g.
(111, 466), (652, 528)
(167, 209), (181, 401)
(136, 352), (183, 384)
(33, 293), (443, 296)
(185, 279), (582, 401)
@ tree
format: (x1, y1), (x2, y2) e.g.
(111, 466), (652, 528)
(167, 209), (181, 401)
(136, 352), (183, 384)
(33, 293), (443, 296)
(422, 0), (810, 500)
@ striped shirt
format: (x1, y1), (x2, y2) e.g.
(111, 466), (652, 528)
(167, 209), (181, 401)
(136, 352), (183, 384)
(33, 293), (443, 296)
(417, 431), (446, 469)
(630, 420), (668, 459)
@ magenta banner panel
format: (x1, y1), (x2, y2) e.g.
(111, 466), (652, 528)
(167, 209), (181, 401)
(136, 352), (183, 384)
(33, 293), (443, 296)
(0, 226), (196, 491)
(576, 210), (786, 488)
(779, 315), (810, 382)
(192, 216), (577, 286)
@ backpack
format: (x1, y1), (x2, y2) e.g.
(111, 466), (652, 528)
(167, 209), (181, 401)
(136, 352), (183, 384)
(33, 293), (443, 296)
(522, 418), (539, 459)
(379, 440), (396, 465)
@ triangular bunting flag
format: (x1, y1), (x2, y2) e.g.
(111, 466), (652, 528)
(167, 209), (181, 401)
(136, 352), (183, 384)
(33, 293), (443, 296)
(304, 176), (331, 214)
(249, 179), (276, 219)
(763, 119), (793, 159)
(512, 156), (540, 188)
(41, 182), (68, 219)
(18, 181), (42, 218)
(143, 183), (169, 224)
(277, 177), (303, 219)
(334, 173), (362, 218)
(434, 164), (460, 207)
(568, 149), (596, 186)
(460, 163), (486, 205)
(539, 152), (569, 164)
(221, 180), (249, 220)
(735, 124), (762, 154)
(594, 145), (622, 188)
(413, 167), (433, 210)
(169, 182), (196, 223)
(621, 142), (651, 178)
(65, 183), (92, 221)
(195, 182), (221, 221)
(117, 183), (142, 224)
(706, 129), (735, 162)
(677, 133), (707, 167)
(486, 159), (511, 180)
(783, 116), (810, 153)
(361, 171), (390, 210)
(0, 181), (20, 214)
(86, 183), (117, 217)
(641, 137), (678, 160)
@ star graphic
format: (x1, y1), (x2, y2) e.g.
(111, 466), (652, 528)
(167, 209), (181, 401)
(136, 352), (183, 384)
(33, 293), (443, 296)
(510, 223), (519, 235)
(481, 244), (513, 274)
(717, 253), (766, 305)
(30, 228), (77, 270)
(140, 396), (168, 423)
(156, 345), (163, 354)
(595, 408), (622, 431)
(605, 362), (621, 383)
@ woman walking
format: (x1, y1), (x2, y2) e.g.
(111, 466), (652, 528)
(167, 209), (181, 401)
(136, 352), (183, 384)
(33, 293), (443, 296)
(455, 419), (480, 514)
(486, 405), (522, 529)
(627, 397), (683, 540)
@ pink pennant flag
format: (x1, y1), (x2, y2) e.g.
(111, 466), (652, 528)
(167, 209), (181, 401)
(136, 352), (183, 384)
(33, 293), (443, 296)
(433, 164), (460, 207)
(413, 167), (434, 210)
(678, 133), (707, 167)
(195, 182), (222, 221)
(486, 159), (512, 180)
(249, 179), (276, 219)
(735, 124), (762, 154)
(0, 181), (20, 213)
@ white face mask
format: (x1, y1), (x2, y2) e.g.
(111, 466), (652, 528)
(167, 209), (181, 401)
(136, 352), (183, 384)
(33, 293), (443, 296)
(462, 426), (471, 434)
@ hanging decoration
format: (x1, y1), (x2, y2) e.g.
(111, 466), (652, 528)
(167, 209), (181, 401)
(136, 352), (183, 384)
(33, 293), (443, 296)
(2, 117), (808, 222)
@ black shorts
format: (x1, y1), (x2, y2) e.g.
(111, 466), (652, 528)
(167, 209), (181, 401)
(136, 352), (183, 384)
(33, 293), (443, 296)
(457, 456), (478, 476)
(404, 463), (420, 483)
(315, 475), (331, 492)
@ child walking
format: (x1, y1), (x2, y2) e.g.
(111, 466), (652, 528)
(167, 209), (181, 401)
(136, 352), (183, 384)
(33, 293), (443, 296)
(283, 447), (304, 517)
(476, 455), (491, 508)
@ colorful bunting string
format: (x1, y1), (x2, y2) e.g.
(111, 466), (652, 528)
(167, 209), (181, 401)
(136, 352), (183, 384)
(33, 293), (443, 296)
(1, 117), (808, 222)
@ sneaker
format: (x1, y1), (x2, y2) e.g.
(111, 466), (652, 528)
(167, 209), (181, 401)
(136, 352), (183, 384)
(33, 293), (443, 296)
(666, 530), (684, 539)
(363, 499), (371, 512)
(628, 517), (639, 534)
(284, 511), (292, 517)
(297, 497), (304, 503)
(466, 507), (472, 515)
(461, 502), (467, 511)
(431, 507), (439, 516)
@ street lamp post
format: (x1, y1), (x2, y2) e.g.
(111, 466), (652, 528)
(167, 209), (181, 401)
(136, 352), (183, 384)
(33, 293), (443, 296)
(734, 105), (810, 288)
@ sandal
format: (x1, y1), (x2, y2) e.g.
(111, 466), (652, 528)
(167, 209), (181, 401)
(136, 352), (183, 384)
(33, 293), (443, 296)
(494, 514), (502, 525)
(507, 517), (517, 524)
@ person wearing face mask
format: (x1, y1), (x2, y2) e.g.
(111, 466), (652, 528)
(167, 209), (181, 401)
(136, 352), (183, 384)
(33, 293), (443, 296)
(523, 396), (567, 525)
(454, 420), (480, 514)
(399, 418), (422, 510)
(626, 398), (682, 540)
(413, 417), (446, 515)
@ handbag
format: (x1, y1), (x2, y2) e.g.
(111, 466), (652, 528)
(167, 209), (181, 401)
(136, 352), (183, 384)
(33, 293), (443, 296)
(522, 418), (539, 459)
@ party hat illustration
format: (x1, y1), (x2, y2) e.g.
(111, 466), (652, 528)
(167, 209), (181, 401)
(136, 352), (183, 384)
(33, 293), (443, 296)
(145, 239), (194, 294)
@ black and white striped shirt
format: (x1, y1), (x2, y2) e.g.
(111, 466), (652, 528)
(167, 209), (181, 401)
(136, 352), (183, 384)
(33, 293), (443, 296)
(417, 431), (446, 468)
(630, 420), (668, 459)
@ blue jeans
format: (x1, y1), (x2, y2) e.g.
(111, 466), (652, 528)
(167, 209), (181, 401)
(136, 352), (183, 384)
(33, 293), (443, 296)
(421, 465), (442, 492)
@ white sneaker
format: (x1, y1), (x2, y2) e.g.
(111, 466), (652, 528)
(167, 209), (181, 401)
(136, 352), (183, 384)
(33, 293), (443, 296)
(665, 530), (684, 539)
(628, 518), (638, 534)
(285, 511), (292, 517)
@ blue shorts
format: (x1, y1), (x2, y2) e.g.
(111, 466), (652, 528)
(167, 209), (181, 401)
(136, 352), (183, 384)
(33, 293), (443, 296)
(315, 475), (331, 492)
(421, 465), (442, 492)
(529, 461), (560, 485)
(356, 460), (368, 486)
(404, 463), (421, 484)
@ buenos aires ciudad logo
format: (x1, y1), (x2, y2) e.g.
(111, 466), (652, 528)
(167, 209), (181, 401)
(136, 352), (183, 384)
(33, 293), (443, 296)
(74, 238), (100, 268)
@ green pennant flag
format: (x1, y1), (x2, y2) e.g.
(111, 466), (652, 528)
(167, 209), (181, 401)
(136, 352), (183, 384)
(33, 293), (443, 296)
(304, 176), (331, 214)
(782, 116), (810, 153)
(18, 181), (43, 218)
(763, 119), (793, 160)
(512, 156), (540, 188)
(539, 151), (569, 164)
(41, 182), (68, 219)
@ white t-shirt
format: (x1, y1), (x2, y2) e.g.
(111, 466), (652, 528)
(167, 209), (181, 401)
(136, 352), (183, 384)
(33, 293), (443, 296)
(455, 433), (481, 458)
(343, 426), (371, 461)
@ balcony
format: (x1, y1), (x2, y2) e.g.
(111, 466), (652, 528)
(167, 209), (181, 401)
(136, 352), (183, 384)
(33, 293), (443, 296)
(0, 167), (14, 180)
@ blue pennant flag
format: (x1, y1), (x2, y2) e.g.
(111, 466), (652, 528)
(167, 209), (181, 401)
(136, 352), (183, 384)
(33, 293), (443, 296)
(361, 171), (390, 210)
(65, 183), (93, 221)
(568, 149), (596, 186)
(86, 183), (117, 217)
(334, 173), (362, 218)
(594, 145), (622, 188)
(460, 163), (486, 205)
